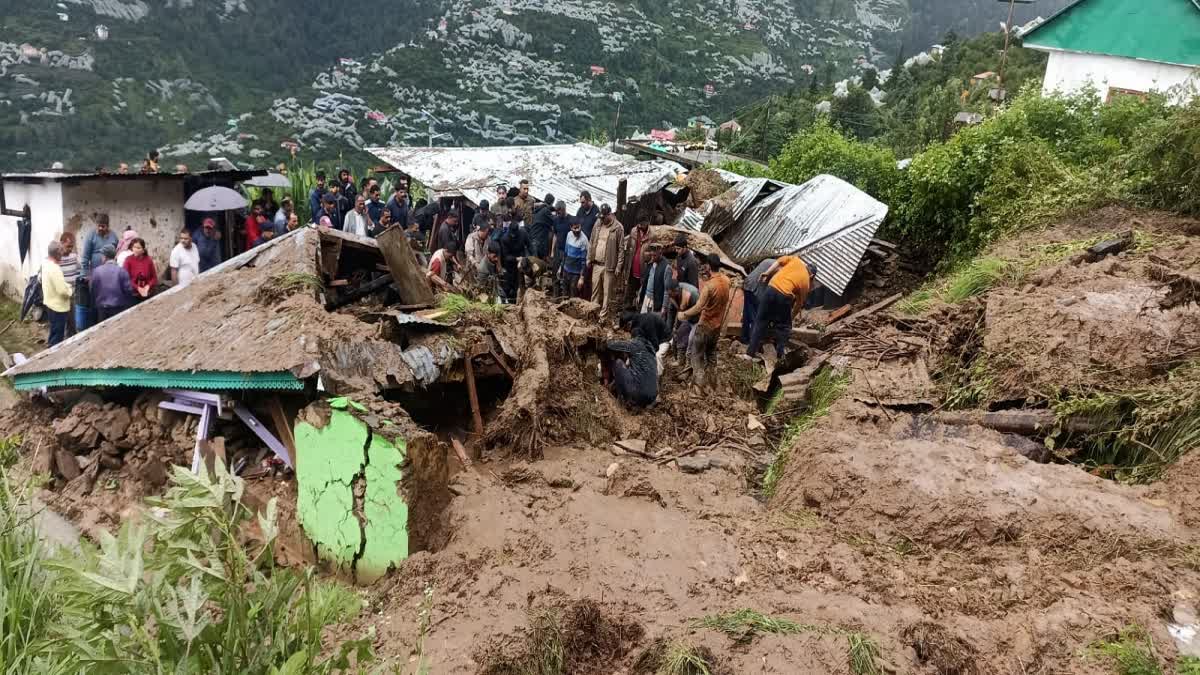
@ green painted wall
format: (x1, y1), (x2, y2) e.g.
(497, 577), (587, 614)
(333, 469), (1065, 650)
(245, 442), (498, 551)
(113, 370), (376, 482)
(359, 433), (409, 584)
(295, 408), (411, 584)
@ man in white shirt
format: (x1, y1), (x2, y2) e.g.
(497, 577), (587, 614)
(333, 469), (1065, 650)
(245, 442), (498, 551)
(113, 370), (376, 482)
(343, 195), (371, 237)
(169, 229), (201, 288)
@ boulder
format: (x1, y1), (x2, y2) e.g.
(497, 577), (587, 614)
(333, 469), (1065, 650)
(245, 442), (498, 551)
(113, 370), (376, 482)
(54, 449), (81, 481)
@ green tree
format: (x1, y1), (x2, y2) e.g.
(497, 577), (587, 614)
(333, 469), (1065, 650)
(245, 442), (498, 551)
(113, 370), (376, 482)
(769, 118), (901, 203)
(831, 85), (880, 140)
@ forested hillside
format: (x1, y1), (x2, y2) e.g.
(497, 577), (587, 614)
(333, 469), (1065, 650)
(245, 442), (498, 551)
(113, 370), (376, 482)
(1, 0), (1066, 171)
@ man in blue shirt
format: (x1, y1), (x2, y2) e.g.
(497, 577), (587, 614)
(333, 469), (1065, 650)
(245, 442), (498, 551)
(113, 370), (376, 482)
(386, 185), (409, 229)
(308, 171), (327, 220)
(80, 213), (119, 279)
(90, 245), (133, 322)
(575, 191), (600, 240)
(366, 185), (386, 229)
(194, 218), (223, 272)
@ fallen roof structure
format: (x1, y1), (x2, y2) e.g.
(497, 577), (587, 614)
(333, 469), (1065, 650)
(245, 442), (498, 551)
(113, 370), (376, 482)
(365, 143), (683, 212)
(3, 229), (325, 392)
(679, 174), (888, 296)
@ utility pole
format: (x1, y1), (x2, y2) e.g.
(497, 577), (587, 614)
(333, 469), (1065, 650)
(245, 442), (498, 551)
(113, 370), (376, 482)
(759, 95), (772, 161)
(610, 99), (622, 152)
(998, 0), (1034, 87)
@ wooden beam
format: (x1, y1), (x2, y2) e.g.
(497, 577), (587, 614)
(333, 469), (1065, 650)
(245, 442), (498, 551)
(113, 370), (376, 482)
(376, 227), (436, 306)
(825, 293), (903, 332)
(463, 355), (485, 438)
(266, 397), (297, 469)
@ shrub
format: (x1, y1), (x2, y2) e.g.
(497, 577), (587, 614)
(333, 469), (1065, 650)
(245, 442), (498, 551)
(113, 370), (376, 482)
(1124, 99), (1200, 215)
(769, 118), (903, 204)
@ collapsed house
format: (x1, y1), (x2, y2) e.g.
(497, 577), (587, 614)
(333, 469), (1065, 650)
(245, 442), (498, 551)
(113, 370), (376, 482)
(676, 173), (890, 298)
(0, 225), (533, 583)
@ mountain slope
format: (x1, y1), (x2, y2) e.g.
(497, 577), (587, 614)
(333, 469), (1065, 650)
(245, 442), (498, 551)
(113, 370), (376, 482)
(0, 0), (1067, 171)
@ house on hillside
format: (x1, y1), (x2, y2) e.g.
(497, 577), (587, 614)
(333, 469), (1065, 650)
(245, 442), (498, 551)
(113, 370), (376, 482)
(1020, 0), (1200, 103)
(0, 169), (263, 300)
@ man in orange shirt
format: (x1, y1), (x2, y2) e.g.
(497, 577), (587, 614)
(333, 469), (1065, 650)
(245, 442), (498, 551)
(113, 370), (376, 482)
(678, 253), (732, 388)
(748, 255), (811, 360)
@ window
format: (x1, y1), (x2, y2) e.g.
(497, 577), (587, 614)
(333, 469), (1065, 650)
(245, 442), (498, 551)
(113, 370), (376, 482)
(1106, 87), (1148, 104)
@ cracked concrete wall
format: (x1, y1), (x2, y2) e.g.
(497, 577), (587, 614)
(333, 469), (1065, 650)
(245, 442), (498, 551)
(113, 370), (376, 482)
(295, 406), (411, 584)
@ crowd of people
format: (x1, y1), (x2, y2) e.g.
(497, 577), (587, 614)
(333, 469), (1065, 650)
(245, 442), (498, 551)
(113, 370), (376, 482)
(38, 212), (213, 346)
(35, 167), (815, 411)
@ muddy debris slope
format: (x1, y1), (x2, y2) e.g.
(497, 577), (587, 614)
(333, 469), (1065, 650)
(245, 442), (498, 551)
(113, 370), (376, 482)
(4, 207), (1200, 673)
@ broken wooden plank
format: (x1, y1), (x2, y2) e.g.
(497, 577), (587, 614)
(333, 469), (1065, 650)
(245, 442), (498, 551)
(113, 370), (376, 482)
(324, 274), (395, 310)
(266, 397), (297, 469)
(320, 237), (343, 279)
(489, 345), (516, 380)
(328, 279), (350, 287)
(451, 437), (473, 469)
(777, 352), (831, 388)
(376, 226), (436, 306)
(825, 293), (903, 332)
(826, 305), (852, 324)
(932, 410), (1101, 435)
(789, 327), (824, 347)
(871, 237), (898, 251)
(464, 355), (485, 438)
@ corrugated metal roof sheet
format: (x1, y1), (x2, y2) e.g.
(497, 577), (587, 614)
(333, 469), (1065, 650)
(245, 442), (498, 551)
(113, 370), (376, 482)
(720, 174), (888, 296)
(1021, 0), (1200, 67)
(365, 143), (684, 213)
(700, 178), (788, 239)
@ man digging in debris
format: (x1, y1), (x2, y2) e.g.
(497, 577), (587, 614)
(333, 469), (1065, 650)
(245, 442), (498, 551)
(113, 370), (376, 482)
(677, 254), (731, 389)
(604, 320), (660, 409)
(427, 241), (461, 292)
(747, 255), (812, 362)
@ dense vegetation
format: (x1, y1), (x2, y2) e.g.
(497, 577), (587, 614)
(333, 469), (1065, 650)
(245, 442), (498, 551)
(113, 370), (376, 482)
(718, 32), (1199, 267)
(0, 463), (378, 674)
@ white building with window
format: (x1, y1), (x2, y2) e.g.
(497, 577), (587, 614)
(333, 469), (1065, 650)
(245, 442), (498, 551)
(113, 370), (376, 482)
(1020, 0), (1200, 104)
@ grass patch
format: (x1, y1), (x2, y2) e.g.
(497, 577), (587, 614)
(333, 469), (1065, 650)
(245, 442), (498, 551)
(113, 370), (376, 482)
(848, 633), (883, 675)
(897, 256), (1013, 315)
(940, 352), (997, 411)
(730, 360), (764, 400)
(1180, 657), (1200, 675)
(1053, 361), (1200, 483)
(0, 435), (20, 469)
(694, 610), (883, 675)
(763, 388), (785, 415)
(659, 642), (714, 675)
(439, 293), (505, 323)
(762, 367), (851, 498)
(1088, 625), (1162, 675)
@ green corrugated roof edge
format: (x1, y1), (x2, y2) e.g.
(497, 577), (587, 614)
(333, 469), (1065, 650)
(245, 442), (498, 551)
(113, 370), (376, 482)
(10, 368), (304, 392)
(1022, 0), (1200, 67)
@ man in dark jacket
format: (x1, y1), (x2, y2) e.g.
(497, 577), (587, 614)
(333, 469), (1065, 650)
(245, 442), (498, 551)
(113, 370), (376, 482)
(498, 212), (529, 303)
(338, 168), (357, 206)
(431, 210), (460, 253)
(637, 244), (671, 313)
(528, 192), (554, 260)
(672, 234), (700, 288)
(605, 333), (659, 408)
(576, 191), (600, 239)
(386, 185), (409, 228)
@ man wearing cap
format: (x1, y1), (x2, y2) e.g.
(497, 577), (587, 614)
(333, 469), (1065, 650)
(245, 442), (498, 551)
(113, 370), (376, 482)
(586, 204), (623, 319)
(673, 234), (700, 288)
(195, 218), (223, 272)
(81, 212), (119, 279)
(677, 254), (732, 388)
(90, 244), (134, 322)
(313, 192), (340, 229)
(748, 255), (812, 360)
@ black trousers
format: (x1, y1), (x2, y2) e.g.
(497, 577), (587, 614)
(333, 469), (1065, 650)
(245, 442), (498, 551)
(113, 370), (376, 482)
(748, 287), (792, 358)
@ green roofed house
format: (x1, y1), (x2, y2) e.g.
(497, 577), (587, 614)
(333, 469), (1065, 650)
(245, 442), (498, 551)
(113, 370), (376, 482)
(1020, 0), (1200, 103)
